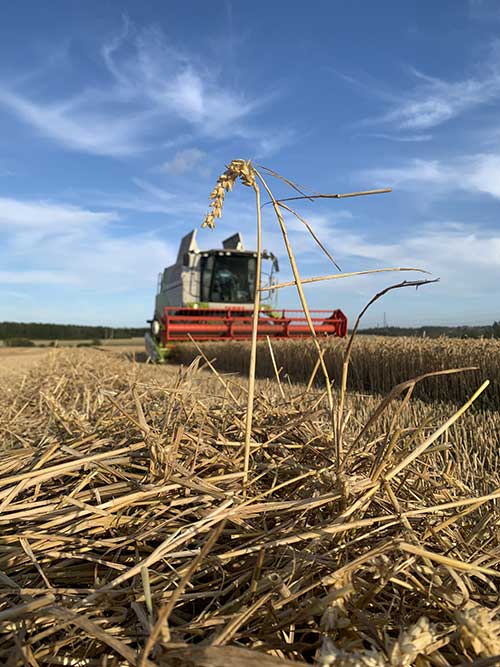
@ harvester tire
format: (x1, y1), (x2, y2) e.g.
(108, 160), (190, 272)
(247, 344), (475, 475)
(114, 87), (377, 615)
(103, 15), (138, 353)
(144, 332), (160, 363)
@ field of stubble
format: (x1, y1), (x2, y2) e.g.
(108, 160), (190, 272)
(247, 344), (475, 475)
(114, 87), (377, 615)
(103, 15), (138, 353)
(0, 344), (499, 666)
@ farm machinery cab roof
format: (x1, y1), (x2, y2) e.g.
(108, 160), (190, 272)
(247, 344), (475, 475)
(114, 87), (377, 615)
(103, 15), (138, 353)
(145, 229), (347, 362)
(153, 229), (279, 315)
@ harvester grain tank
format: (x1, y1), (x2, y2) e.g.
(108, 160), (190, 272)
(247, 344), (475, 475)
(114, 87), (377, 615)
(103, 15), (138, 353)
(145, 230), (347, 362)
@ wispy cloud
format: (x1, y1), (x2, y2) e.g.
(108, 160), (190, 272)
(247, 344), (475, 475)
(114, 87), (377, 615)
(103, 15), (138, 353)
(0, 89), (151, 157)
(131, 178), (176, 202)
(252, 207), (500, 324)
(364, 132), (432, 143)
(251, 129), (297, 158)
(79, 178), (206, 216)
(295, 215), (500, 299)
(381, 64), (500, 130)
(362, 153), (500, 199)
(0, 196), (175, 289)
(255, 209), (500, 323)
(102, 23), (261, 133)
(0, 20), (267, 157)
(0, 197), (118, 229)
(347, 42), (500, 135)
(0, 270), (77, 285)
(334, 221), (500, 274)
(159, 148), (206, 175)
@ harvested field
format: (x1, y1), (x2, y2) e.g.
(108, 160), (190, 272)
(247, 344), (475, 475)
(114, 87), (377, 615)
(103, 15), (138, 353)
(1, 348), (499, 665)
(170, 335), (500, 410)
(0, 347), (53, 377)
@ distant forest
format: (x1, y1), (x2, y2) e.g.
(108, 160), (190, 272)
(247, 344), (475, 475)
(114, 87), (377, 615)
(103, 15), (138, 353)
(0, 322), (145, 341)
(1, 321), (499, 342)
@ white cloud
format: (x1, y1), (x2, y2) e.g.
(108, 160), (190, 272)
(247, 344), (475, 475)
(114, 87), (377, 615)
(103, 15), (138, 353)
(248, 129), (297, 159)
(103, 24), (260, 132)
(68, 235), (175, 288)
(388, 65), (500, 130)
(0, 22), (264, 157)
(131, 178), (176, 202)
(73, 177), (207, 217)
(362, 153), (500, 199)
(0, 89), (151, 157)
(0, 196), (176, 290)
(363, 159), (451, 189)
(87, 193), (203, 216)
(366, 132), (432, 143)
(336, 222), (500, 274)
(242, 210), (500, 322)
(353, 43), (500, 134)
(260, 202), (500, 287)
(463, 154), (500, 197)
(276, 215), (500, 323)
(0, 197), (118, 229)
(0, 270), (77, 285)
(159, 148), (206, 175)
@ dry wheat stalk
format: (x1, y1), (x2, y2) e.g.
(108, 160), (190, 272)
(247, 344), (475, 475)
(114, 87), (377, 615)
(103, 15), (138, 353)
(388, 617), (437, 667)
(203, 159), (256, 229)
(455, 602), (500, 657)
(202, 159), (261, 490)
(316, 641), (388, 667)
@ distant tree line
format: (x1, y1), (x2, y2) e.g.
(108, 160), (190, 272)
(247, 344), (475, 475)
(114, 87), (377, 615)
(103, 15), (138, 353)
(0, 322), (145, 341)
(359, 323), (500, 339)
(2, 321), (499, 342)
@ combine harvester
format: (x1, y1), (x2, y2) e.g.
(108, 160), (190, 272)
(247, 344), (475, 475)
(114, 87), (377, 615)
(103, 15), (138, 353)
(145, 229), (348, 362)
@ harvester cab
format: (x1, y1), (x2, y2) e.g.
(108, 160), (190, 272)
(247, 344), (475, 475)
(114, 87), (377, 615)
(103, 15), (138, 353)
(145, 229), (347, 362)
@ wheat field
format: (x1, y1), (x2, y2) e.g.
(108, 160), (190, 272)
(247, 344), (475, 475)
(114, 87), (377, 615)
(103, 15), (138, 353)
(170, 335), (500, 410)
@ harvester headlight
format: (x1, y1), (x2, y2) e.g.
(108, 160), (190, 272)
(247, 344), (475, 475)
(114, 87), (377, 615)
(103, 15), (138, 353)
(151, 320), (160, 336)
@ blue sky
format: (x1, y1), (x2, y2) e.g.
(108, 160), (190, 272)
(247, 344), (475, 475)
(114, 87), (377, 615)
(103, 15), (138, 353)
(1, 0), (499, 327)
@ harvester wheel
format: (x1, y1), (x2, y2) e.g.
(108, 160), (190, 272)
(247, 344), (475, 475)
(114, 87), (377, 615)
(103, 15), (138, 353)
(144, 332), (160, 363)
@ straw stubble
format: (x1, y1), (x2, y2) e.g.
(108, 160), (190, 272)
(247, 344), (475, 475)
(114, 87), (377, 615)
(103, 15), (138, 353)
(0, 348), (499, 665)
